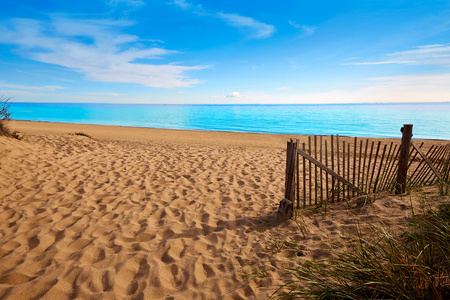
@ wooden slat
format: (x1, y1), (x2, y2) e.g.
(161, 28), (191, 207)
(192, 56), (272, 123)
(373, 144), (387, 193)
(353, 137), (357, 197)
(302, 143), (306, 207)
(365, 141), (375, 193)
(368, 141), (381, 192)
(308, 136), (312, 205)
(357, 139), (363, 190)
(347, 142), (351, 198)
(361, 139), (369, 191)
(296, 141), (300, 209)
(330, 135), (335, 202)
(297, 147), (366, 195)
(320, 136), (324, 205)
(336, 135), (340, 201)
(342, 141), (348, 199)
(411, 141), (443, 182)
(314, 135), (318, 205)
(325, 139), (329, 203)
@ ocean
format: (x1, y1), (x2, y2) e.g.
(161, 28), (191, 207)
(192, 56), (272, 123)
(9, 102), (450, 140)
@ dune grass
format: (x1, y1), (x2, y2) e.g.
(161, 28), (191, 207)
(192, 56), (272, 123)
(270, 190), (450, 299)
(74, 131), (93, 139)
(0, 93), (22, 139)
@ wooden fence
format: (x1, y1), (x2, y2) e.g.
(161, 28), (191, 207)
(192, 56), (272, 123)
(284, 125), (450, 209)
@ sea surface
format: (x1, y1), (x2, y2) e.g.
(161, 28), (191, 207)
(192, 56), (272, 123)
(9, 102), (450, 140)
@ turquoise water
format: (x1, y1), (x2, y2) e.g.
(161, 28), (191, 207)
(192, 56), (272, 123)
(9, 102), (450, 140)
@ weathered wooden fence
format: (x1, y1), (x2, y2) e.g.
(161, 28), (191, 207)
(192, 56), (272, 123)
(284, 124), (450, 209)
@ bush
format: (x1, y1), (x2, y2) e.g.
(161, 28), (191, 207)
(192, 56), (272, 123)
(0, 93), (20, 139)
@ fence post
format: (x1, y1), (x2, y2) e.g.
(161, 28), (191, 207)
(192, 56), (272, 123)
(285, 139), (298, 202)
(395, 124), (413, 194)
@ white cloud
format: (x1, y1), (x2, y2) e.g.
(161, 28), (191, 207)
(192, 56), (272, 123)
(277, 86), (288, 90)
(0, 18), (206, 88)
(344, 44), (450, 66)
(173, 0), (192, 10)
(171, 1), (275, 39)
(217, 13), (275, 39)
(289, 20), (316, 37)
(227, 91), (241, 97)
(212, 91), (241, 99)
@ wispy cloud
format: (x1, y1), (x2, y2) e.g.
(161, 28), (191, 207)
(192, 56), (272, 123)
(85, 92), (122, 96)
(0, 18), (206, 88)
(289, 20), (316, 37)
(290, 59), (301, 69)
(104, 0), (145, 7)
(344, 44), (450, 66)
(0, 82), (65, 91)
(172, 1), (275, 39)
(217, 13), (275, 39)
(172, 0), (204, 13)
(343, 60), (415, 65)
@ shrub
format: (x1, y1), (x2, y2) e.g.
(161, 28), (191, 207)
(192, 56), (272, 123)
(0, 93), (21, 139)
(0, 93), (12, 136)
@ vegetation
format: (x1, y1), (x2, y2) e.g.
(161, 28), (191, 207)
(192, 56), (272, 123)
(271, 193), (450, 299)
(74, 131), (92, 139)
(0, 93), (21, 139)
(0, 93), (11, 135)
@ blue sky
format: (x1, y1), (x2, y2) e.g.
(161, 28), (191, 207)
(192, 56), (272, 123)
(1, 0), (450, 104)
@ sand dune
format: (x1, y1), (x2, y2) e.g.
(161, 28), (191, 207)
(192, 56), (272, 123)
(0, 121), (447, 299)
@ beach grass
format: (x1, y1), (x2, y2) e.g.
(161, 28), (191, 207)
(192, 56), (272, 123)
(74, 131), (93, 139)
(268, 189), (450, 299)
(0, 94), (22, 139)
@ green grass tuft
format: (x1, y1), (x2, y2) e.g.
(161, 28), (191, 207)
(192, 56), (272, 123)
(272, 193), (450, 299)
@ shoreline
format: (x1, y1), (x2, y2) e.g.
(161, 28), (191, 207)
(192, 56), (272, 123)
(9, 120), (450, 147)
(9, 120), (299, 149)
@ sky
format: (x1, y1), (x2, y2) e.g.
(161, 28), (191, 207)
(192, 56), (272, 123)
(0, 0), (450, 104)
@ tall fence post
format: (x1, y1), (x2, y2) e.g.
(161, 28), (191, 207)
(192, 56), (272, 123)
(395, 124), (413, 194)
(280, 139), (298, 219)
(285, 139), (298, 202)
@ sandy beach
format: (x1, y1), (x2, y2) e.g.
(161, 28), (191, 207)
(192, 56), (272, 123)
(0, 121), (448, 299)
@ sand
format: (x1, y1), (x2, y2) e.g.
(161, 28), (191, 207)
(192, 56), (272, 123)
(0, 120), (448, 299)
